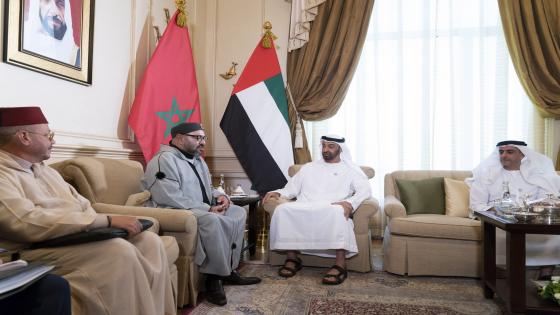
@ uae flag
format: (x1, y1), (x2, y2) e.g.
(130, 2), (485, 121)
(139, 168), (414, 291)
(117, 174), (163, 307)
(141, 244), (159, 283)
(220, 37), (294, 194)
(128, 11), (201, 162)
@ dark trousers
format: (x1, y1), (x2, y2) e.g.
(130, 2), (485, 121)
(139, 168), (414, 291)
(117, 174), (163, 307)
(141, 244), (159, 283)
(0, 274), (71, 315)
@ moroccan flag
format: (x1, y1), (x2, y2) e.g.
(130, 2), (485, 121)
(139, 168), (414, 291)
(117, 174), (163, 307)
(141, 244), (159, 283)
(128, 11), (200, 162)
(220, 37), (294, 194)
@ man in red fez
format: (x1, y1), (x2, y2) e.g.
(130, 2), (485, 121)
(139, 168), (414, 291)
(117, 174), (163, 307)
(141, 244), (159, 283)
(0, 106), (176, 315)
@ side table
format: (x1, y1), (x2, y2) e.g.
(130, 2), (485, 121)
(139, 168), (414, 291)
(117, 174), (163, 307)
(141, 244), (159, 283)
(475, 210), (560, 314)
(230, 195), (261, 256)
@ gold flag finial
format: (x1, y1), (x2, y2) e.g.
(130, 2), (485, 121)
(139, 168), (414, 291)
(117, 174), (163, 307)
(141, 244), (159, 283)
(261, 21), (277, 49)
(175, 0), (187, 28)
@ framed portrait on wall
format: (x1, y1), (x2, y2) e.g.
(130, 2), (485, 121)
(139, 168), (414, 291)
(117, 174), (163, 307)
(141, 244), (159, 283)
(3, 0), (95, 85)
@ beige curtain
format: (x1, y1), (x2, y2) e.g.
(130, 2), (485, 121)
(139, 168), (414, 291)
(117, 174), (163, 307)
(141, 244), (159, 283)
(497, 0), (560, 168)
(287, 0), (375, 163)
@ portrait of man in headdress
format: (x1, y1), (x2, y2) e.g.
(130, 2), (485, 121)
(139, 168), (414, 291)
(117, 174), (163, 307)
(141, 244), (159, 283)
(22, 0), (82, 67)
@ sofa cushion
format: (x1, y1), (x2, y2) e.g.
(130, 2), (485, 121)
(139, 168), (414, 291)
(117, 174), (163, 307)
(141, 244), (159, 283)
(444, 178), (470, 217)
(396, 177), (445, 215)
(389, 214), (481, 241)
(125, 190), (151, 207)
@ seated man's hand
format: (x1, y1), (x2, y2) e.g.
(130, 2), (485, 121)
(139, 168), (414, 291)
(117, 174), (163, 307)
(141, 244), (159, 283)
(216, 195), (230, 210)
(263, 192), (281, 203)
(209, 204), (227, 215)
(110, 216), (143, 237)
(332, 201), (353, 220)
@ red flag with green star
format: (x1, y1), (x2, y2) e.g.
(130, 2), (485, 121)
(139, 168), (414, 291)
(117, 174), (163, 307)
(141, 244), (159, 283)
(128, 11), (201, 162)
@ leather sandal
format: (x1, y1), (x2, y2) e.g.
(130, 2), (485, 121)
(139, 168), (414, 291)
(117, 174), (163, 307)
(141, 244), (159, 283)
(322, 265), (347, 285)
(278, 257), (302, 278)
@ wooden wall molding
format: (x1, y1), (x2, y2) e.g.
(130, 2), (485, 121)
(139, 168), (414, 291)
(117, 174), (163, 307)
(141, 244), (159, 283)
(51, 144), (143, 161)
(205, 156), (247, 179)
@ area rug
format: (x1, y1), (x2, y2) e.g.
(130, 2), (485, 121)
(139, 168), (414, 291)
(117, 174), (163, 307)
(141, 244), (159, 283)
(187, 264), (506, 315)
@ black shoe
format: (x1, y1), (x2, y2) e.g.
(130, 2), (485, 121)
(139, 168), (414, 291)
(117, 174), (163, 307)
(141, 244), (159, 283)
(205, 276), (227, 306)
(222, 270), (262, 285)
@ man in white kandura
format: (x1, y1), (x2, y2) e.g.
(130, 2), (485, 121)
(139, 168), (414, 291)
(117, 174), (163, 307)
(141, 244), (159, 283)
(467, 140), (560, 278)
(263, 135), (371, 285)
(24, 0), (80, 67)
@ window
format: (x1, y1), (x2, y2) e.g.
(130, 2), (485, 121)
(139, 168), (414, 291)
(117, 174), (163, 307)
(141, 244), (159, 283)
(306, 0), (553, 199)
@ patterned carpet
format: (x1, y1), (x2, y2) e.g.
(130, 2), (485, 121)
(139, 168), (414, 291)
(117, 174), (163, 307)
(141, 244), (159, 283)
(187, 264), (506, 315)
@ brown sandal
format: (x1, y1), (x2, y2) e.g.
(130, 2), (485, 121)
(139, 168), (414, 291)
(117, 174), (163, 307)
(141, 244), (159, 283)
(278, 257), (302, 278)
(322, 265), (347, 285)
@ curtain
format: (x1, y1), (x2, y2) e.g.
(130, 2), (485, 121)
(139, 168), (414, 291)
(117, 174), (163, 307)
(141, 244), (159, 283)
(497, 0), (560, 169)
(305, 0), (551, 199)
(287, 0), (375, 163)
(288, 0), (327, 52)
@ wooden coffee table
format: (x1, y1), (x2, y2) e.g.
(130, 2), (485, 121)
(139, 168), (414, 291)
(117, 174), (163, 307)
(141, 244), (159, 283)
(475, 210), (560, 314)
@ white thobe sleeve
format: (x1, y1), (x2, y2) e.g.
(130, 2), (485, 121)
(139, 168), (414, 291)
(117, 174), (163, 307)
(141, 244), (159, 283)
(468, 179), (493, 212)
(343, 172), (372, 211)
(273, 168), (304, 199)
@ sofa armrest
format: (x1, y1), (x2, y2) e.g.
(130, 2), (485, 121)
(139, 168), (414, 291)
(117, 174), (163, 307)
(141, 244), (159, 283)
(353, 198), (379, 233)
(383, 195), (407, 219)
(92, 203), (197, 233)
(262, 197), (292, 215)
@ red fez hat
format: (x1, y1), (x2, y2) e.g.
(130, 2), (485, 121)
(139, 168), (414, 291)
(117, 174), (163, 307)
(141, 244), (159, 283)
(0, 106), (48, 127)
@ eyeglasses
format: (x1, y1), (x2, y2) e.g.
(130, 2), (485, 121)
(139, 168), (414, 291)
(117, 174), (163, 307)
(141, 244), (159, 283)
(182, 134), (208, 142)
(23, 130), (55, 141)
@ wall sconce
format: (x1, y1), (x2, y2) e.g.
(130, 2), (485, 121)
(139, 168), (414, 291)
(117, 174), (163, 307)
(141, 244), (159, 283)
(220, 62), (238, 80)
(153, 26), (162, 42)
(164, 8), (170, 24)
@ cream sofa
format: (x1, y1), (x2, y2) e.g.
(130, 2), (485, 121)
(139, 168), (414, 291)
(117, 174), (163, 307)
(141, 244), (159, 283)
(263, 164), (379, 272)
(383, 170), (482, 278)
(51, 157), (199, 307)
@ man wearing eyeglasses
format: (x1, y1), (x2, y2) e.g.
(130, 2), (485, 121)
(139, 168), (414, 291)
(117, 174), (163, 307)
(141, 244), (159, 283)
(0, 106), (176, 315)
(141, 122), (261, 306)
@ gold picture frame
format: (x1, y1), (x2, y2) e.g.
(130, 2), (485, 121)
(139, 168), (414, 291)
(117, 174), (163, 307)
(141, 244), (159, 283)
(3, 0), (94, 85)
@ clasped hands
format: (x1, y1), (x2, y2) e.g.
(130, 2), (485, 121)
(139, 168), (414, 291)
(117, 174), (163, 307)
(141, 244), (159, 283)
(209, 195), (230, 214)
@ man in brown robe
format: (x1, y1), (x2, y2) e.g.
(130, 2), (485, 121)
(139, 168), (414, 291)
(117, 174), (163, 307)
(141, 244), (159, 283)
(0, 106), (175, 315)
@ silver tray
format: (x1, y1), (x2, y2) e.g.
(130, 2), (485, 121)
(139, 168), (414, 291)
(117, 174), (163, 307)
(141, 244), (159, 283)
(513, 211), (541, 223)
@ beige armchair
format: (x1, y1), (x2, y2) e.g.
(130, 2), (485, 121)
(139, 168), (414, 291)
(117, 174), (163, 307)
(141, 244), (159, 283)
(383, 170), (481, 278)
(51, 157), (199, 307)
(263, 164), (379, 272)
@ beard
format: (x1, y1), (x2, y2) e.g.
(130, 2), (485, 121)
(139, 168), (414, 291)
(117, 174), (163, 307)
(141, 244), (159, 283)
(40, 14), (67, 40)
(322, 147), (341, 162)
